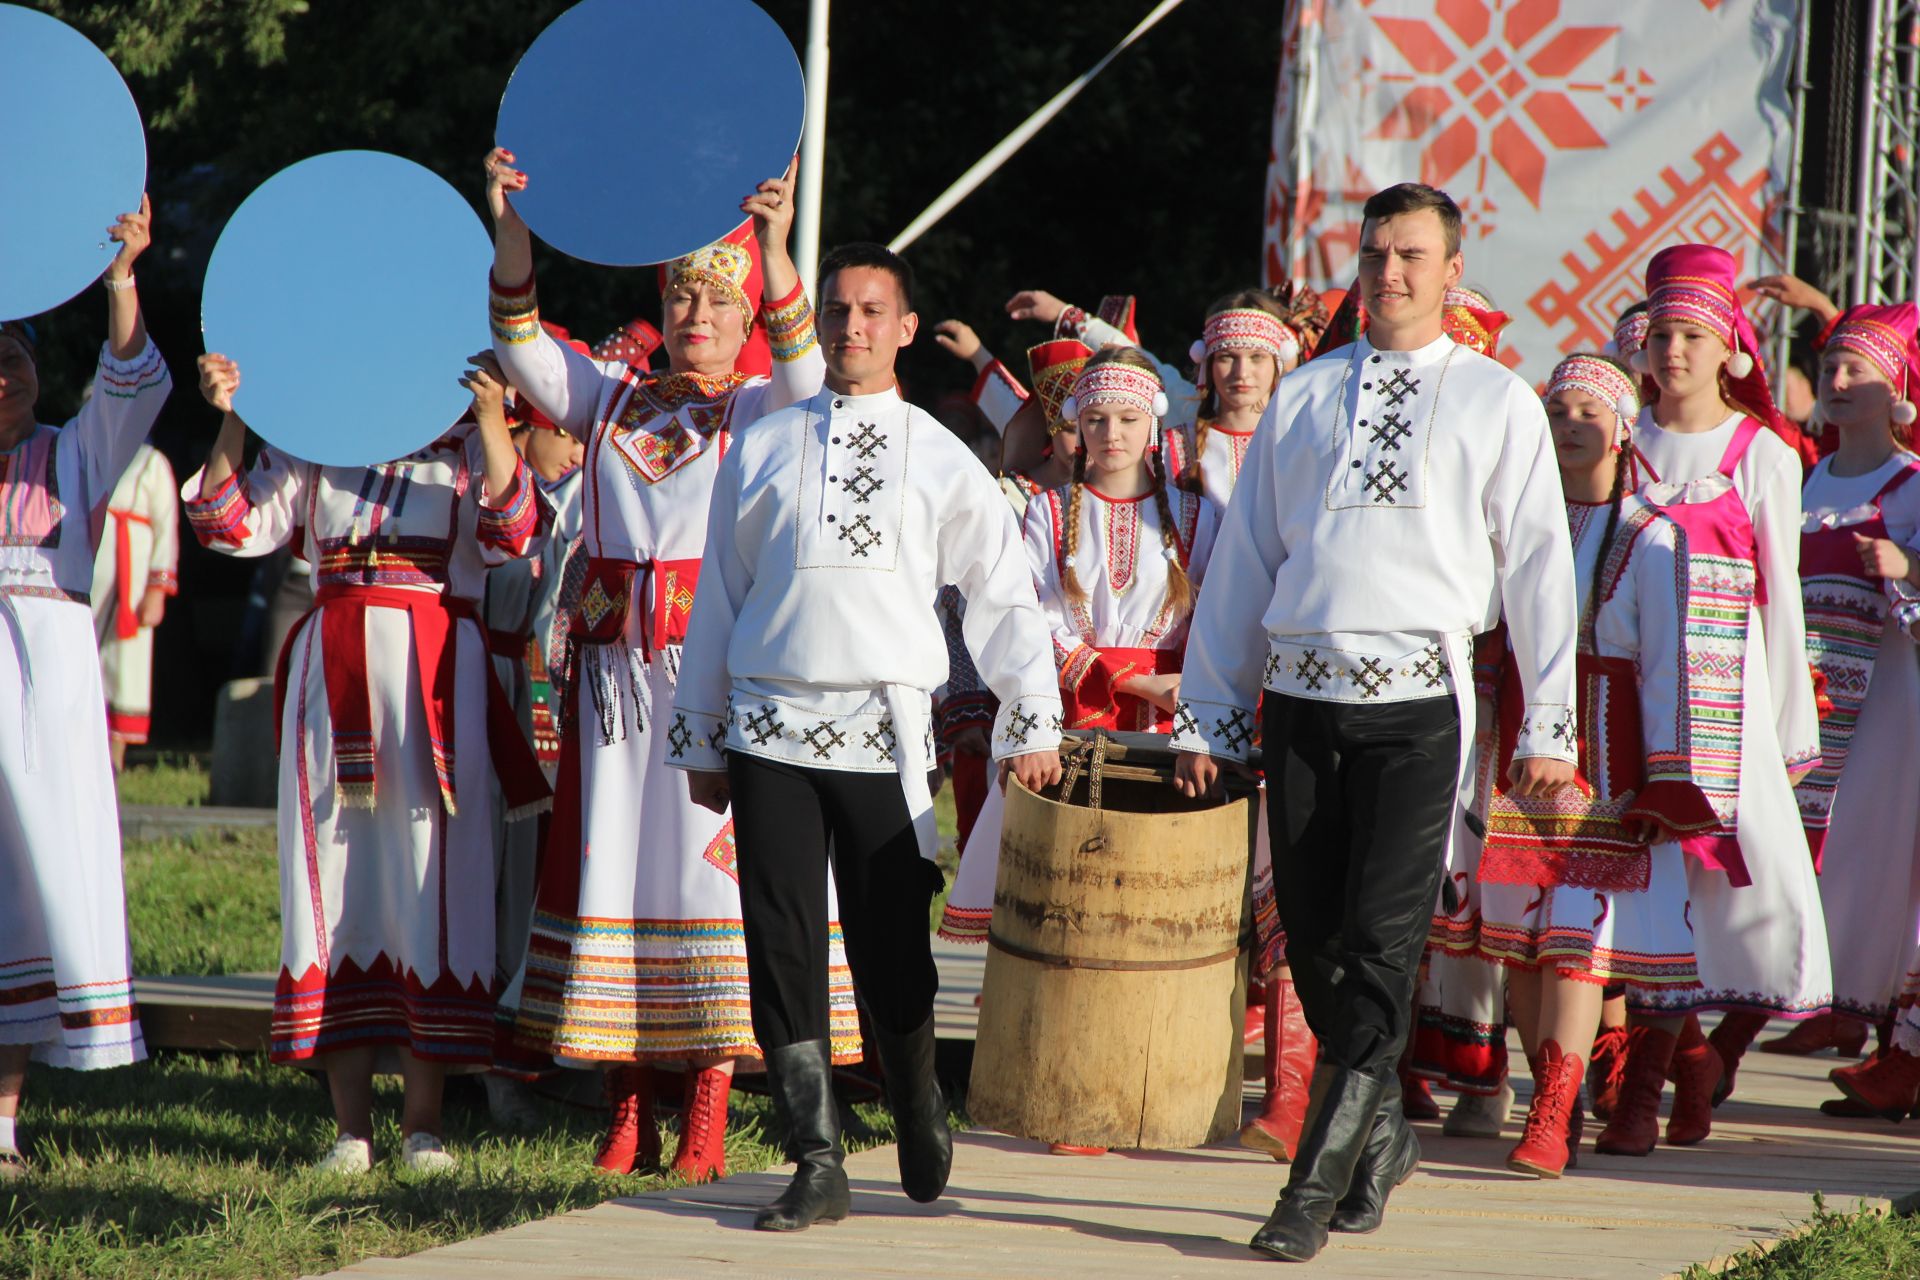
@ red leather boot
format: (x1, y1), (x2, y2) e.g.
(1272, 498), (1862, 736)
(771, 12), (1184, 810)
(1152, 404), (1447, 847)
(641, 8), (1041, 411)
(1706, 1011), (1770, 1106)
(1240, 977), (1319, 1161)
(1830, 1046), (1920, 1122)
(669, 1065), (732, 1183)
(1587, 1024), (1629, 1122)
(1245, 976), (1269, 1048)
(594, 1064), (659, 1175)
(1666, 1018), (1724, 1146)
(1507, 1040), (1585, 1178)
(1759, 1012), (1869, 1057)
(1594, 1026), (1676, 1157)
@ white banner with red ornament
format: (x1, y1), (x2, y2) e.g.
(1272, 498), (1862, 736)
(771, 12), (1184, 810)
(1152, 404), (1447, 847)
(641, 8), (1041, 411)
(1262, 0), (1799, 383)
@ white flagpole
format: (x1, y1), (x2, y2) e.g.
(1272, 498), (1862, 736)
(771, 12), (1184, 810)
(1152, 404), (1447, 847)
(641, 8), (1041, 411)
(795, 0), (830, 295)
(887, 0), (1187, 253)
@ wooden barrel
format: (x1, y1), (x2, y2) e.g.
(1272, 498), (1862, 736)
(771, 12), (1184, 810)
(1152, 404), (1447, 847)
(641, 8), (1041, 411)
(968, 738), (1256, 1150)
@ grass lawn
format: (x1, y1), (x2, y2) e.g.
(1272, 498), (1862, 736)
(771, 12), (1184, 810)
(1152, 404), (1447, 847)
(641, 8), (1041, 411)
(1679, 1195), (1920, 1279)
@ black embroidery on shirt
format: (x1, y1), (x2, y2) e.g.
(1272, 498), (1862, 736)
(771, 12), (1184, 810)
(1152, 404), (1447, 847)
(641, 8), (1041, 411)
(1380, 369), (1420, 407)
(840, 466), (884, 503)
(1364, 460), (1409, 504)
(1263, 652), (1283, 686)
(1350, 658), (1393, 699)
(863, 719), (898, 761)
(848, 423), (887, 459)
(1289, 649), (1332, 692)
(838, 514), (883, 557)
(1004, 707), (1041, 745)
(1213, 709), (1254, 752)
(744, 704), (786, 746)
(802, 721), (849, 759)
(1172, 704), (1199, 739)
(1369, 411), (1412, 450)
(1407, 643), (1447, 689)
(667, 713), (694, 759)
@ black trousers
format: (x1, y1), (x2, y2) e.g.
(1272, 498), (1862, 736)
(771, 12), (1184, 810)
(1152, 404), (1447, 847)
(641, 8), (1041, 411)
(1264, 693), (1460, 1080)
(728, 752), (946, 1049)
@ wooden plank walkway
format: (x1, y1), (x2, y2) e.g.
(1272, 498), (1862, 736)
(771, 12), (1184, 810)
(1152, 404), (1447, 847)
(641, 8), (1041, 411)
(310, 1038), (1913, 1279)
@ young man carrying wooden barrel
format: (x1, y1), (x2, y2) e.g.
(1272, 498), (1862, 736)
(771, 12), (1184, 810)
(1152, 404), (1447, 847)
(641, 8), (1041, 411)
(669, 242), (1065, 1232)
(1171, 183), (1580, 1263)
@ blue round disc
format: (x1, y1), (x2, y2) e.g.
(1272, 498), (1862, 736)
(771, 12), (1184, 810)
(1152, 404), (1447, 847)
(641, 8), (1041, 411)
(201, 151), (494, 468)
(0, 5), (147, 320)
(497, 0), (804, 266)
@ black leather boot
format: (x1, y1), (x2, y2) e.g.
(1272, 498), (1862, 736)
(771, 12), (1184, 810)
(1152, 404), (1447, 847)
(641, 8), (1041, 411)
(754, 1040), (851, 1232)
(1329, 1070), (1420, 1234)
(872, 1013), (953, 1202)
(1248, 1065), (1386, 1263)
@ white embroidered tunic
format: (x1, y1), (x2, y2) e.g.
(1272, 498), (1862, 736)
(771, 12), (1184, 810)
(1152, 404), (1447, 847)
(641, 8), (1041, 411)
(1172, 333), (1579, 763)
(669, 388), (1066, 859)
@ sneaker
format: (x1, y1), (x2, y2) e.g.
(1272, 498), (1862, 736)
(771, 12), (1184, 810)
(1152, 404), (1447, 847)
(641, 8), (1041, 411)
(312, 1135), (373, 1175)
(401, 1131), (456, 1174)
(1443, 1081), (1515, 1137)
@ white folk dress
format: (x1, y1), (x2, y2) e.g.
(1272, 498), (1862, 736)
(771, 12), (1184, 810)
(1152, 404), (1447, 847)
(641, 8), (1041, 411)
(490, 277), (863, 1066)
(1627, 413), (1833, 1018)
(1420, 498), (1708, 1089)
(183, 426), (550, 1065)
(1798, 453), (1920, 1020)
(939, 482), (1220, 942)
(0, 339), (169, 1069)
(89, 442), (178, 743)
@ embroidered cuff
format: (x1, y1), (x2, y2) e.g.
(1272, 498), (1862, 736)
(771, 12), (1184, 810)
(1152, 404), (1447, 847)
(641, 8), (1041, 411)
(664, 705), (729, 771)
(1058, 642), (1099, 692)
(96, 338), (170, 403)
(489, 270), (541, 345)
(936, 691), (996, 745)
(476, 460), (544, 551)
(762, 281), (818, 363)
(1170, 698), (1256, 761)
(183, 471), (253, 548)
(1784, 742), (1822, 784)
(992, 694), (1064, 760)
(1512, 703), (1578, 763)
(149, 569), (179, 596)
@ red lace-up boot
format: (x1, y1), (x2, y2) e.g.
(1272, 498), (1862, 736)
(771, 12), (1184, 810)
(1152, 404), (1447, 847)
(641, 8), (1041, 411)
(1587, 1024), (1629, 1122)
(1666, 1018), (1724, 1146)
(1830, 1045), (1920, 1122)
(1594, 1026), (1676, 1157)
(1507, 1040), (1585, 1178)
(670, 1065), (731, 1183)
(594, 1064), (659, 1175)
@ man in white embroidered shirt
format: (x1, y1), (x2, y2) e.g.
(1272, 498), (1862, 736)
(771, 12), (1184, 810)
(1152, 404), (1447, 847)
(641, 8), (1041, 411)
(669, 242), (1065, 1233)
(1171, 184), (1579, 1263)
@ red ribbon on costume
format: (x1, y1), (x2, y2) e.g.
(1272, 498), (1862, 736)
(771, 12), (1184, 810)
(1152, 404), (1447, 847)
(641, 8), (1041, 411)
(273, 584), (551, 819)
(109, 508), (152, 640)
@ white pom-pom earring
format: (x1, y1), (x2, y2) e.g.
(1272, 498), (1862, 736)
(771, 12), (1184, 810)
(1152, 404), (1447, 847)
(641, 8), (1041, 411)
(1895, 400), (1917, 426)
(1151, 391), (1170, 417)
(1630, 349), (1651, 374)
(1061, 395), (1079, 420)
(1727, 349), (1754, 378)
(1188, 339), (1208, 364)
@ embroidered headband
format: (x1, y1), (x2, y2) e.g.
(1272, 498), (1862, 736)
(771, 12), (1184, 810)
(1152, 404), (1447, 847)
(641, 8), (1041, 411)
(1606, 310), (1650, 361)
(1062, 361), (1169, 421)
(1187, 307), (1296, 367)
(1824, 305), (1920, 426)
(1546, 355), (1641, 426)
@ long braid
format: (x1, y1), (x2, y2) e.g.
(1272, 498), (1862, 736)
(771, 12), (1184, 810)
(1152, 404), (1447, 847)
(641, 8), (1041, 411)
(1150, 473), (1193, 619)
(1583, 451), (1628, 639)
(1184, 417), (1211, 495)
(1062, 449), (1089, 606)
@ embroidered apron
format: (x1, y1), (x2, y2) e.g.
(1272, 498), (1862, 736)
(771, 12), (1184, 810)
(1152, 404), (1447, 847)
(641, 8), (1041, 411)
(1794, 460), (1920, 868)
(1478, 506), (1662, 893)
(1640, 419), (1765, 888)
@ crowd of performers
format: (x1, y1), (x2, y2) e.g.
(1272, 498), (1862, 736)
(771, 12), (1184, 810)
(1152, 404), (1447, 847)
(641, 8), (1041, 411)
(3, 166), (1920, 1261)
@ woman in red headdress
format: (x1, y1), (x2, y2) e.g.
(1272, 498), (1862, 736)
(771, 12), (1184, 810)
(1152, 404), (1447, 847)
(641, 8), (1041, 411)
(483, 148), (860, 1182)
